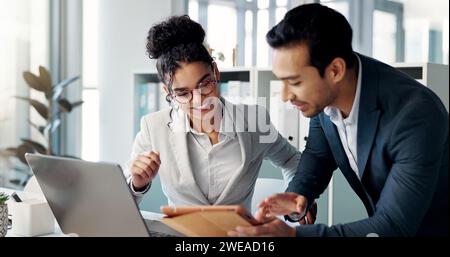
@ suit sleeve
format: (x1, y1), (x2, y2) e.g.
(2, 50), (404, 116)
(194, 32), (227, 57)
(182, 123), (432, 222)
(286, 115), (337, 206)
(295, 100), (448, 236)
(124, 116), (153, 204)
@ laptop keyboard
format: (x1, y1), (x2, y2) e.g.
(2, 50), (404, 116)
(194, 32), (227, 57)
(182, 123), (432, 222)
(148, 230), (177, 237)
(145, 219), (181, 237)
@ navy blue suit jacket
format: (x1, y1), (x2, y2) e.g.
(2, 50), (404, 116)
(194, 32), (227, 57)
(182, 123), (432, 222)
(288, 54), (449, 236)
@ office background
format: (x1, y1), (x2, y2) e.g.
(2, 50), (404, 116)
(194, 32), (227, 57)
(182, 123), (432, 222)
(0, 0), (448, 226)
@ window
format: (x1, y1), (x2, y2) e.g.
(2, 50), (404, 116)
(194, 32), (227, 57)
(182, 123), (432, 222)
(0, 0), (50, 187)
(275, 5), (287, 23)
(82, 0), (100, 161)
(245, 10), (253, 66)
(373, 10), (398, 63)
(188, 0), (199, 21)
(444, 19), (449, 64)
(257, 4), (269, 66)
(372, 0), (404, 63)
(320, 0), (449, 64)
(189, 0), (291, 68)
(207, 3), (237, 67)
(320, 0), (349, 19)
(402, 0), (449, 64)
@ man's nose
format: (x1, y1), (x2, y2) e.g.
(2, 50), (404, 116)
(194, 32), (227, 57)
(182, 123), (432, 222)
(281, 83), (294, 102)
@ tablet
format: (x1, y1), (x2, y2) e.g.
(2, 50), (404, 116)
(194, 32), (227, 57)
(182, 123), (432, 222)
(160, 205), (261, 225)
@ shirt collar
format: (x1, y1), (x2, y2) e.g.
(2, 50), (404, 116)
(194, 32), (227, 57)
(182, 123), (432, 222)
(324, 53), (362, 125)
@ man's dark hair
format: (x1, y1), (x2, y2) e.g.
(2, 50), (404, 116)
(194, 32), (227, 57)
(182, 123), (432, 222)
(146, 15), (213, 85)
(266, 3), (355, 77)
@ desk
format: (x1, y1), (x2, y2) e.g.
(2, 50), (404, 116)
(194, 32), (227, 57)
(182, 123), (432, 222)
(0, 187), (164, 237)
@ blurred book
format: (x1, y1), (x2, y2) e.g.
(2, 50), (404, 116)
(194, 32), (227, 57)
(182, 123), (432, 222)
(136, 82), (159, 133)
(138, 82), (159, 115)
(220, 81), (255, 105)
(158, 82), (169, 110)
(270, 80), (299, 149)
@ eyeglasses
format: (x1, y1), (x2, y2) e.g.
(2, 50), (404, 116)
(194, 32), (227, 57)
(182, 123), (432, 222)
(170, 74), (218, 104)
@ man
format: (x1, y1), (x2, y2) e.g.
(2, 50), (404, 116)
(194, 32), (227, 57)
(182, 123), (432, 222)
(228, 3), (448, 237)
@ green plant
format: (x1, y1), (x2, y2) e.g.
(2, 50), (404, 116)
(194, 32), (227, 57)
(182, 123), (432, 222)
(0, 66), (83, 186)
(0, 192), (9, 204)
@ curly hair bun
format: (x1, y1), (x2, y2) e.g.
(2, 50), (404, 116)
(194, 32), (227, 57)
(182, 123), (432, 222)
(147, 15), (206, 59)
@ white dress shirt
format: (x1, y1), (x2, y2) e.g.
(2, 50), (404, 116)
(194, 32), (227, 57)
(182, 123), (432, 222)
(185, 107), (242, 205)
(324, 54), (362, 179)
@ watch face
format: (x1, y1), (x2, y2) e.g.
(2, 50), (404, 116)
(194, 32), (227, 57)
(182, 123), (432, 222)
(290, 212), (304, 221)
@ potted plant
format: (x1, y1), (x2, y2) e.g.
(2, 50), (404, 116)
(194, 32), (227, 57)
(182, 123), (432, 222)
(0, 192), (9, 237)
(0, 66), (83, 188)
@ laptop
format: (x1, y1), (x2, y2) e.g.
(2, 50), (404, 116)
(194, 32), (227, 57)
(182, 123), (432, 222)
(24, 153), (184, 237)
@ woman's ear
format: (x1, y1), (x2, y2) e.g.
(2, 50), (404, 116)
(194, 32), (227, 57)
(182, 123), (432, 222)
(212, 62), (220, 82)
(162, 84), (170, 94)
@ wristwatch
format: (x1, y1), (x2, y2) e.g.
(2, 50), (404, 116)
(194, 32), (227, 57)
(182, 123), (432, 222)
(288, 211), (306, 222)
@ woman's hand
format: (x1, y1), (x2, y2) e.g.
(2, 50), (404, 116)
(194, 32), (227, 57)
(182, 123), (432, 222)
(130, 151), (161, 190)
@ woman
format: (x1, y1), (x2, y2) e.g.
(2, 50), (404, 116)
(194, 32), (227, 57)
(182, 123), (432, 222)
(124, 15), (306, 217)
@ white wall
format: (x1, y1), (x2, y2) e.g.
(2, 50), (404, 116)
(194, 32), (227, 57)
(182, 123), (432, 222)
(97, 0), (185, 164)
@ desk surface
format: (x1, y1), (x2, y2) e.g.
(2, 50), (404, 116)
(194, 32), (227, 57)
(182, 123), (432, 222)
(0, 187), (164, 237)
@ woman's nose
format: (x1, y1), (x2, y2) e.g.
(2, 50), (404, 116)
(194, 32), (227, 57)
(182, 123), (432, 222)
(192, 89), (202, 105)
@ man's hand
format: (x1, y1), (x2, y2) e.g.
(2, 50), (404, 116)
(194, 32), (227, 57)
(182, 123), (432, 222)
(130, 151), (161, 190)
(300, 201), (317, 225)
(227, 209), (296, 237)
(258, 192), (308, 218)
(227, 193), (317, 237)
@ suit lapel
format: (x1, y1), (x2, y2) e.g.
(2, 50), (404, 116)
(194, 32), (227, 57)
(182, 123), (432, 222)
(322, 115), (366, 197)
(322, 114), (375, 215)
(214, 131), (251, 204)
(167, 108), (209, 205)
(322, 115), (347, 168)
(213, 101), (252, 204)
(356, 54), (381, 180)
(357, 110), (380, 179)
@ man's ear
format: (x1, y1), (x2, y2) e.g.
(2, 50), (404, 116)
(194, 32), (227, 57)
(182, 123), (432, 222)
(212, 62), (220, 82)
(326, 57), (346, 83)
